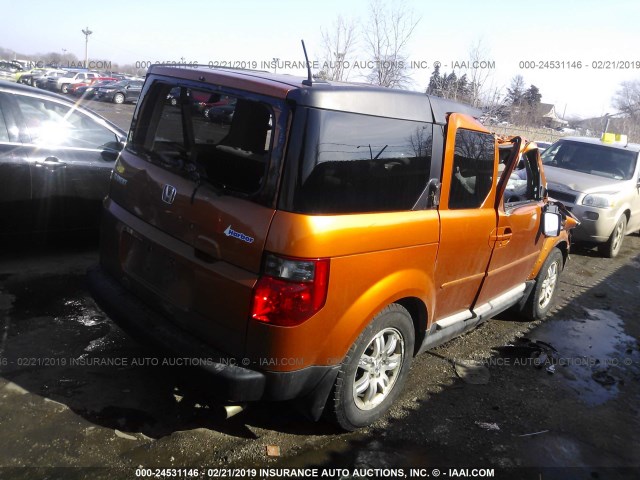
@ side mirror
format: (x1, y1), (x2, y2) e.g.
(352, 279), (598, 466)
(543, 211), (562, 237)
(101, 141), (124, 162)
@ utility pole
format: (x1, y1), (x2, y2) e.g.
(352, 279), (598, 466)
(82, 27), (93, 68)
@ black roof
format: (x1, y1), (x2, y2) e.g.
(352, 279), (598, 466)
(286, 85), (481, 124)
(147, 65), (481, 125)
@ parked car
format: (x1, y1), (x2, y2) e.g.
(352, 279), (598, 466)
(0, 61), (23, 81)
(47, 70), (100, 93)
(19, 68), (62, 87)
(203, 96), (236, 120)
(95, 80), (143, 104)
(88, 65), (576, 430)
(72, 79), (117, 99)
(542, 135), (640, 257)
(535, 141), (552, 152)
(35, 70), (67, 89)
(0, 80), (126, 235)
(206, 103), (235, 124)
(13, 66), (39, 83)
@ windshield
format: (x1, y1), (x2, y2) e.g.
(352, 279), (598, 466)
(541, 140), (637, 180)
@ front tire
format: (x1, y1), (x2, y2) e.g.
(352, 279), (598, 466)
(598, 215), (626, 258)
(326, 304), (414, 431)
(113, 93), (125, 104)
(522, 248), (563, 320)
(61, 83), (69, 94)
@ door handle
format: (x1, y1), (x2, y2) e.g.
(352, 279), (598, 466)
(490, 227), (513, 247)
(35, 157), (67, 170)
(497, 227), (513, 241)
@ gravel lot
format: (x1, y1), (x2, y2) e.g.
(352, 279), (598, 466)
(0, 101), (638, 479)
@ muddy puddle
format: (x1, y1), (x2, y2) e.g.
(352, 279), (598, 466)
(496, 308), (639, 405)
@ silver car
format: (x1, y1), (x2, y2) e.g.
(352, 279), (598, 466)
(542, 136), (640, 257)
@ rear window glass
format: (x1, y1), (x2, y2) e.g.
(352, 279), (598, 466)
(542, 140), (637, 180)
(289, 109), (433, 213)
(129, 84), (273, 195)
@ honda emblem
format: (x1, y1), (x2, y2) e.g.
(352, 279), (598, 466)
(161, 184), (177, 204)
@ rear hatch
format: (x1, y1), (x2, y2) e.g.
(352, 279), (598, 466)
(105, 78), (288, 355)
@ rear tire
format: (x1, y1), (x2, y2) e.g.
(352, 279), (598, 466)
(522, 248), (563, 320)
(326, 304), (414, 431)
(598, 215), (626, 258)
(113, 92), (125, 104)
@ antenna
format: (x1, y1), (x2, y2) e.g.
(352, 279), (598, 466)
(301, 40), (313, 86)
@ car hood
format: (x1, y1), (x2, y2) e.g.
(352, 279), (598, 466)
(543, 165), (631, 194)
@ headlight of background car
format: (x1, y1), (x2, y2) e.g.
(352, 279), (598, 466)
(582, 193), (616, 208)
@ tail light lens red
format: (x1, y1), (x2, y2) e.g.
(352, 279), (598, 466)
(251, 254), (330, 326)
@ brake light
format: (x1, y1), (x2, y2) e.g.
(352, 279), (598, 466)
(251, 254), (330, 326)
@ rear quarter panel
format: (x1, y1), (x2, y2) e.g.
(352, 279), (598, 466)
(243, 210), (440, 370)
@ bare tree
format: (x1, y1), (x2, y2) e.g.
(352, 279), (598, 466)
(480, 83), (508, 121)
(611, 79), (640, 141)
(362, 0), (420, 88)
(466, 39), (493, 108)
(426, 38), (495, 108)
(408, 125), (433, 158)
(317, 16), (358, 82)
(613, 80), (640, 117)
(506, 75), (526, 106)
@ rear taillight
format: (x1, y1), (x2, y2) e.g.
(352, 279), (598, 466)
(250, 254), (330, 326)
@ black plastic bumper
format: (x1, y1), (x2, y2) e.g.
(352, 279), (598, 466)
(86, 265), (339, 411)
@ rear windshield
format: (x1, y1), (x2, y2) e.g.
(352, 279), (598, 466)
(128, 81), (275, 196)
(542, 140), (637, 180)
(283, 108), (433, 214)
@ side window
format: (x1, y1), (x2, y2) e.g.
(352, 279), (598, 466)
(449, 129), (495, 209)
(13, 95), (115, 149)
(293, 110), (433, 213)
(0, 107), (9, 142)
(504, 149), (542, 204)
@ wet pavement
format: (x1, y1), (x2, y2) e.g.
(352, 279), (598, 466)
(1, 231), (639, 479)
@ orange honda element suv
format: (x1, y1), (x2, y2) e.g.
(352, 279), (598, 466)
(88, 65), (576, 430)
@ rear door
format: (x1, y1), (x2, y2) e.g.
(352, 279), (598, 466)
(10, 91), (120, 231)
(434, 114), (498, 321)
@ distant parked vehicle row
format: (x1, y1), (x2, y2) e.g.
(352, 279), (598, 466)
(16, 66), (145, 104)
(46, 70), (101, 94)
(70, 79), (118, 99)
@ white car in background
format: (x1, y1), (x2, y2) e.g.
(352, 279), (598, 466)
(542, 135), (640, 257)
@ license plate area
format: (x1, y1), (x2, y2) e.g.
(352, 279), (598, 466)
(121, 229), (193, 310)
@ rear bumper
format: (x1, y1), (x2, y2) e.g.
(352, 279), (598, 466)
(87, 265), (339, 407)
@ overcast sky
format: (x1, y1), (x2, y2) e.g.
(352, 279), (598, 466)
(2, 0), (639, 118)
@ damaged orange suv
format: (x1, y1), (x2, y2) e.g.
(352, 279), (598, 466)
(88, 65), (576, 430)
